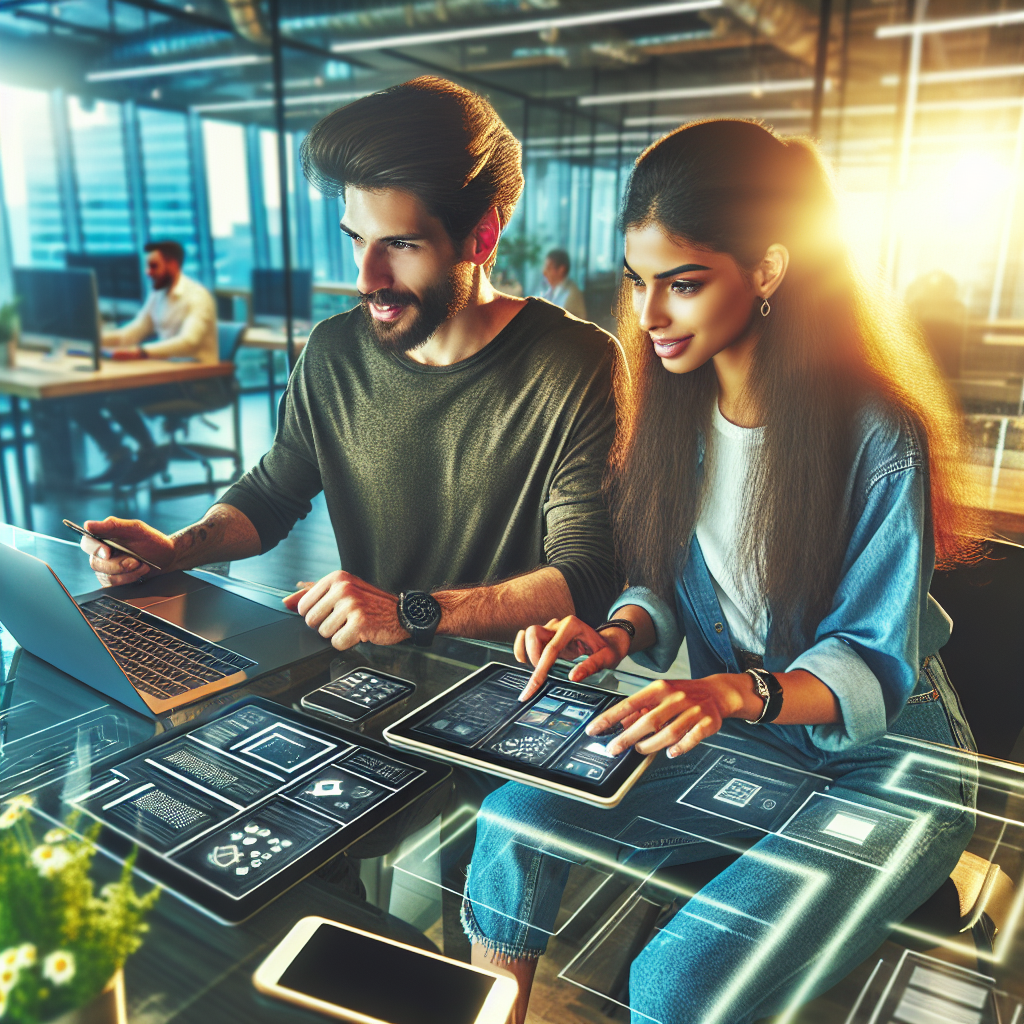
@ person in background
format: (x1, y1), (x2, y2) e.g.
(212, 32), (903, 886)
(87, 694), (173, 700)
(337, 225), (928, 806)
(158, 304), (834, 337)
(68, 239), (218, 484)
(539, 248), (587, 319)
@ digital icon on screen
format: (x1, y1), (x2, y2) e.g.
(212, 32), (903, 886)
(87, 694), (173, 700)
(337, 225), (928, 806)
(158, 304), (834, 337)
(238, 725), (336, 773)
(289, 767), (390, 824)
(206, 821), (291, 876)
(713, 778), (763, 808)
(209, 845), (244, 869)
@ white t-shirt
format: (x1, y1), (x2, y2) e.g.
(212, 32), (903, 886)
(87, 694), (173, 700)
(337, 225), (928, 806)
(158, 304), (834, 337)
(694, 402), (767, 655)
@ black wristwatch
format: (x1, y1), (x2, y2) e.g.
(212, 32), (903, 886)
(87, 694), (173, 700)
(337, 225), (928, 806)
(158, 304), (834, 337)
(397, 591), (442, 647)
(743, 668), (784, 725)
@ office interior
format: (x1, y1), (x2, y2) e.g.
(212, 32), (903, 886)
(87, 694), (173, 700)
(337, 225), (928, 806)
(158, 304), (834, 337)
(0, 1), (1023, 1023)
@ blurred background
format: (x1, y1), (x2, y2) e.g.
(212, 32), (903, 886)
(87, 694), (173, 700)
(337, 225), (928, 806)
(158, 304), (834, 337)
(0, 0), (1021, 557)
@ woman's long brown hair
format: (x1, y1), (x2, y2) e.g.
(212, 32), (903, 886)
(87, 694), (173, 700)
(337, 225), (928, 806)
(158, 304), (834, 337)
(607, 119), (979, 656)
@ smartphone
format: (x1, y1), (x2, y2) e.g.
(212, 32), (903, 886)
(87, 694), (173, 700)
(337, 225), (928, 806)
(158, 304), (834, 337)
(252, 916), (518, 1024)
(301, 667), (415, 724)
(62, 520), (163, 572)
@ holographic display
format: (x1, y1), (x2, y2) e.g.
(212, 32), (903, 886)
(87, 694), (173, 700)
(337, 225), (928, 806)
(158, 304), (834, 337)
(69, 698), (441, 920)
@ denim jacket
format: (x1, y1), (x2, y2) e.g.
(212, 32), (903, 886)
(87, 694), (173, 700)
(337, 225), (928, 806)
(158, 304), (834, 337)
(610, 400), (954, 757)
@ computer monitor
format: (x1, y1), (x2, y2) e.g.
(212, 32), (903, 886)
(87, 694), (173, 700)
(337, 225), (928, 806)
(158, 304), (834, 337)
(251, 268), (313, 322)
(13, 267), (102, 369)
(66, 252), (144, 302)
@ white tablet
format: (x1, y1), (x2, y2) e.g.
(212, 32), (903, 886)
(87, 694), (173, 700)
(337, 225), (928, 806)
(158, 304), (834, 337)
(253, 916), (518, 1024)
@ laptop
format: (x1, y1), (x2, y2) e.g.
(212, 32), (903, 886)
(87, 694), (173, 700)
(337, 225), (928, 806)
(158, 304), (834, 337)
(0, 541), (331, 718)
(383, 662), (654, 807)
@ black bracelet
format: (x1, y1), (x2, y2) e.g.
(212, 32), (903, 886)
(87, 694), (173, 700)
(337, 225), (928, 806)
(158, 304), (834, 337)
(595, 618), (636, 641)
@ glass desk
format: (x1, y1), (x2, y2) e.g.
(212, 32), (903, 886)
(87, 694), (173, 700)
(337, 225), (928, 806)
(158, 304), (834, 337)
(2, 526), (1023, 1024)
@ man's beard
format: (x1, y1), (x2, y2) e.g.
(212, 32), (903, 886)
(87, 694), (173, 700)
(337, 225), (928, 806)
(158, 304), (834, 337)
(359, 265), (472, 354)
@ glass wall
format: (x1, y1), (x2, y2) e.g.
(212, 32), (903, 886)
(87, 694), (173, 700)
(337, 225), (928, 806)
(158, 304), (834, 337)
(0, 85), (65, 266)
(137, 107), (200, 277)
(68, 97), (133, 255)
(202, 118), (252, 288)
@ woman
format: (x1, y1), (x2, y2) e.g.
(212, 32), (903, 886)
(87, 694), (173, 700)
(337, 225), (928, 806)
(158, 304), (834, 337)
(461, 120), (978, 1024)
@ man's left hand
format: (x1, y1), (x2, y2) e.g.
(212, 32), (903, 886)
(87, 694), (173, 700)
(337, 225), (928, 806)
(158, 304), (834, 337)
(284, 570), (410, 650)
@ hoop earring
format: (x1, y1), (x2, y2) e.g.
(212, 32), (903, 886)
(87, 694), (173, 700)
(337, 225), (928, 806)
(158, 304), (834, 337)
(760, 298), (771, 317)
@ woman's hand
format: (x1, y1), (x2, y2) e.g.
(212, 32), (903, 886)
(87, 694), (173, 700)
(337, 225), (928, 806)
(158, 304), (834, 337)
(514, 615), (630, 701)
(586, 674), (757, 759)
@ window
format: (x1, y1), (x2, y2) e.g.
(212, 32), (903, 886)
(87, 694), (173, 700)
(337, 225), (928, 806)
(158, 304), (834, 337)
(0, 84), (65, 265)
(68, 97), (133, 254)
(202, 118), (252, 287)
(137, 106), (199, 276)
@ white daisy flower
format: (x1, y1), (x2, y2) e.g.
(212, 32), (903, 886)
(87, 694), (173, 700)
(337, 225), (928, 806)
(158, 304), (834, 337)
(42, 951), (75, 986)
(43, 828), (68, 844)
(0, 987), (8, 1018)
(5, 795), (32, 810)
(0, 952), (16, 970)
(0, 964), (18, 994)
(30, 843), (72, 878)
(0, 807), (21, 830)
(15, 945), (36, 969)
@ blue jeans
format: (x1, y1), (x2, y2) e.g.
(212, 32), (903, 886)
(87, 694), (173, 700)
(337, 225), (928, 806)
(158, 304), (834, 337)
(462, 656), (977, 1024)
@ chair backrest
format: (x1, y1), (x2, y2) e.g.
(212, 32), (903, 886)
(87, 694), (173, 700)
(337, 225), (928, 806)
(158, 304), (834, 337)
(217, 321), (247, 363)
(930, 539), (1024, 759)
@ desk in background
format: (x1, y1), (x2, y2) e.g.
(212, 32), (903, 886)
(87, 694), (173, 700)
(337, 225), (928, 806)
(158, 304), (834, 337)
(0, 347), (235, 530)
(239, 326), (310, 422)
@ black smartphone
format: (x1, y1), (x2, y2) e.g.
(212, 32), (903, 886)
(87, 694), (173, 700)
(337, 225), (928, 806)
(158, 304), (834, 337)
(62, 519), (163, 572)
(301, 668), (416, 724)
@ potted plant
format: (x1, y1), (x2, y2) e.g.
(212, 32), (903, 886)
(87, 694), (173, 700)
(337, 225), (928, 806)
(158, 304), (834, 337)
(0, 299), (18, 368)
(0, 795), (160, 1024)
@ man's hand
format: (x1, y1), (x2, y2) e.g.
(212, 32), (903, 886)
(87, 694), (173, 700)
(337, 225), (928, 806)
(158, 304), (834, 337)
(284, 571), (410, 650)
(80, 517), (176, 587)
(109, 347), (146, 361)
(585, 674), (755, 759)
(514, 615), (630, 703)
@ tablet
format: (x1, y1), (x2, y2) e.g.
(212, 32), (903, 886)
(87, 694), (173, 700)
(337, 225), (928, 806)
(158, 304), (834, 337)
(383, 662), (653, 807)
(62, 697), (449, 923)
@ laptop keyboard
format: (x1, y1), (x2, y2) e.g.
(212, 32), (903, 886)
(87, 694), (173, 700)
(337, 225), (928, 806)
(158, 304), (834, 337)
(81, 596), (256, 701)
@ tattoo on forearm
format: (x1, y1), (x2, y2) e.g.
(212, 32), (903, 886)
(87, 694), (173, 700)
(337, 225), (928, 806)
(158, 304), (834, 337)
(170, 505), (259, 567)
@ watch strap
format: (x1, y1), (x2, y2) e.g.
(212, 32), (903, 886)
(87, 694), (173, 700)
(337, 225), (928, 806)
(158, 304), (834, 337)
(743, 668), (784, 725)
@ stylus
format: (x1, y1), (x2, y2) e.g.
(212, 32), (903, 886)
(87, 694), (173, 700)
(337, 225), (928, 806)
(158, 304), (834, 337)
(62, 519), (164, 572)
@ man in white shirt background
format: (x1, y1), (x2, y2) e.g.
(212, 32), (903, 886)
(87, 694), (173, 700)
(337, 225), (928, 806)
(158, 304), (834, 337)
(68, 239), (219, 484)
(538, 248), (587, 320)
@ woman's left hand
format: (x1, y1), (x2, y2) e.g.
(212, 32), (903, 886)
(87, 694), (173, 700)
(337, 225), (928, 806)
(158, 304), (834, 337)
(586, 674), (755, 759)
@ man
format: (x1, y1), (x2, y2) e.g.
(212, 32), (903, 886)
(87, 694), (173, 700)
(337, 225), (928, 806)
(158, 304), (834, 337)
(70, 239), (218, 484)
(539, 248), (587, 320)
(80, 76), (618, 651)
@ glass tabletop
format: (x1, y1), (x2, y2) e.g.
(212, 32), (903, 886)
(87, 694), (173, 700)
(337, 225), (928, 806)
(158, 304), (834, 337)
(2, 527), (1023, 1024)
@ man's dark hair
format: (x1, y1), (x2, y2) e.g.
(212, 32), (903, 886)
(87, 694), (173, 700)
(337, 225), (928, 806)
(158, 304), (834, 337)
(301, 76), (523, 259)
(144, 239), (184, 265)
(546, 248), (570, 272)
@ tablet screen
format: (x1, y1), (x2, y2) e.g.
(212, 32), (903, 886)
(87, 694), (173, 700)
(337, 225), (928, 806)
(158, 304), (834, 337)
(390, 665), (645, 799)
(278, 923), (493, 1024)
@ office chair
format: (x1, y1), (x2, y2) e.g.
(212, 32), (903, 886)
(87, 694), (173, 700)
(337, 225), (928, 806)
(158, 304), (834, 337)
(137, 322), (246, 496)
(559, 540), (1024, 1008)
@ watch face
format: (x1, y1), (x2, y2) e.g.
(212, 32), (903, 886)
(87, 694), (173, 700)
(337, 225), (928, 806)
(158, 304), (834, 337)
(403, 592), (439, 629)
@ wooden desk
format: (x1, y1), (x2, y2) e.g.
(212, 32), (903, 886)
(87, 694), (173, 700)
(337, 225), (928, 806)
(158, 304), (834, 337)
(0, 351), (234, 529)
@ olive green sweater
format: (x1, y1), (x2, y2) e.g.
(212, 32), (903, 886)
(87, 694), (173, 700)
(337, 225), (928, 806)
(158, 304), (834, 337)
(221, 298), (618, 624)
